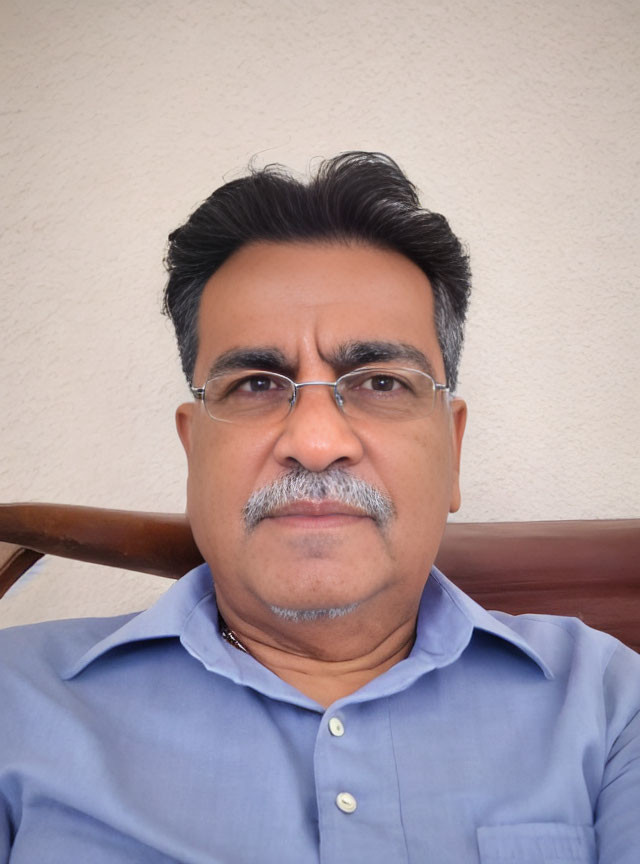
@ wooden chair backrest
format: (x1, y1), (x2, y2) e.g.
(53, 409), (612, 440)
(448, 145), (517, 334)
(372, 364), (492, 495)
(1, 504), (638, 652)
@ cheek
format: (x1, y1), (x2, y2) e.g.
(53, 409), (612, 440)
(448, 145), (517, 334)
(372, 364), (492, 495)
(378, 427), (453, 575)
(185, 429), (267, 542)
(381, 424), (453, 520)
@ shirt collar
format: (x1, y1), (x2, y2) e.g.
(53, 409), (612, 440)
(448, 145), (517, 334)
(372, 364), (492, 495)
(61, 562), (553, 690)
(60, 564), (217, 680)
(425, 567), (554, 680)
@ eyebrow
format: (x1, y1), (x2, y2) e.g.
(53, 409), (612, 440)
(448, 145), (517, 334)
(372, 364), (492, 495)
(205, 340), (440, 382)
(206, 347), (294, 380)
(327, 341), (439, 379)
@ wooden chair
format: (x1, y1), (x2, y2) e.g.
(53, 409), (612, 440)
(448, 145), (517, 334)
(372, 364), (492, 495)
(1, 503), (638, 652)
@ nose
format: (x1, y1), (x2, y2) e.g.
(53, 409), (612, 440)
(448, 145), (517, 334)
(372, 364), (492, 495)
(272, 382), (364, 473)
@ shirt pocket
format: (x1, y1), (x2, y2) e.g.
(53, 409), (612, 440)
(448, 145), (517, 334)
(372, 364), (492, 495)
(477, 822), (596, 863)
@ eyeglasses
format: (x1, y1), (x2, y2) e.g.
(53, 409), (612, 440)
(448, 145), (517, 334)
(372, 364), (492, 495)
(191, 367), (449, 425)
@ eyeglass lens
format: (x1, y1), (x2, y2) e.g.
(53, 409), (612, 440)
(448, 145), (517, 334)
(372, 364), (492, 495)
(202, 369), (437, 423)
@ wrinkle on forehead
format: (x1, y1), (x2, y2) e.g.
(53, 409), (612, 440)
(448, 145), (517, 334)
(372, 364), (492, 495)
(205, 339), (440, 382)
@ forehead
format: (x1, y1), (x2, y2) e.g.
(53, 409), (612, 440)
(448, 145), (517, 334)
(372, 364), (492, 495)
(195, 241), (443, 378)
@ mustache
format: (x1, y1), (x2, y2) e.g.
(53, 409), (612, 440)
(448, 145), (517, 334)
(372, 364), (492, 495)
(243, 467), (396, 531)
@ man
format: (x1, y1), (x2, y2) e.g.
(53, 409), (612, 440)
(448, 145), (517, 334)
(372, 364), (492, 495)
(1, 153), (638, 862)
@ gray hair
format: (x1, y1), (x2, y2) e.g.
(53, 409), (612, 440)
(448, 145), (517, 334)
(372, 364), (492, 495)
(243, 467), (395, 532)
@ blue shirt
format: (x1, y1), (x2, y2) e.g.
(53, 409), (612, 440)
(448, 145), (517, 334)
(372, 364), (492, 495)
(1, 564), (639, 864)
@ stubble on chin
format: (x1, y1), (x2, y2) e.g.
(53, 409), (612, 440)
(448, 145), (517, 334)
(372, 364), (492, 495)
(268, 602), (360, 623)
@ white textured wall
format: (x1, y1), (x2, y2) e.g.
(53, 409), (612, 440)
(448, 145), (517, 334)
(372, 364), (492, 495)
(1, 0), (639, 626)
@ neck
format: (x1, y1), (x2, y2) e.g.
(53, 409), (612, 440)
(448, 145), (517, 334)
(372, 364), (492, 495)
(217, 601), (418, 707)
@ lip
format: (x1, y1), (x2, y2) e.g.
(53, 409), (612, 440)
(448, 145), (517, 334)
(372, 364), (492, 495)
(265, 500), (370, 525)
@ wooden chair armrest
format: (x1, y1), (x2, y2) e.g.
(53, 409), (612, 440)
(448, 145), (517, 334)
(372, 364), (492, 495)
(0, 542), (44, 598)
(0, 503), (201, 591)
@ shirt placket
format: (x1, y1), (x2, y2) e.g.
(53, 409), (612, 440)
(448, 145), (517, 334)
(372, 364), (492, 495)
(314, 697), (409, 864)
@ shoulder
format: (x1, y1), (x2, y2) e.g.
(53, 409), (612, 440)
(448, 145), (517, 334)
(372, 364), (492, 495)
(0, 614), (141, 762)
(488, 609), (640, 731)
(489, 608), (638, 668)
(0, 613), (137, 684)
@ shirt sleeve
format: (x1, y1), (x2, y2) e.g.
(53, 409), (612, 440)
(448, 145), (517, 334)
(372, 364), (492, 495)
(594, 643), (640, 864)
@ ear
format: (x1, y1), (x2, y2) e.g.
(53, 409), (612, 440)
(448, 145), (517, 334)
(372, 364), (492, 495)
(175, 402), (195, 457)
(448, 398), (467, 514)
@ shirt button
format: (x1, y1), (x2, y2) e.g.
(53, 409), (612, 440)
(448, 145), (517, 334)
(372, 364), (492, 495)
(328, 716), (345, 737)
(335, 792), (357, 813)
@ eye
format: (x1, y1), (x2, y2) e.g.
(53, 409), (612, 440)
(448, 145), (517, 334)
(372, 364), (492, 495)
(339, 369), (420, 403)
(220, 372), (292, 401)
(235, 374), (284, 393)
(360, 373), (406, 392)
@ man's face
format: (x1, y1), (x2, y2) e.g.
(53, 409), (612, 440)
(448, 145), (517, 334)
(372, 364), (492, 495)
(176, 241), (466, 639)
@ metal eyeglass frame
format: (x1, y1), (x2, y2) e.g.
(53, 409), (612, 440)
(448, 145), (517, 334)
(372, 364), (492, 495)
(190, 367), (450, 424)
